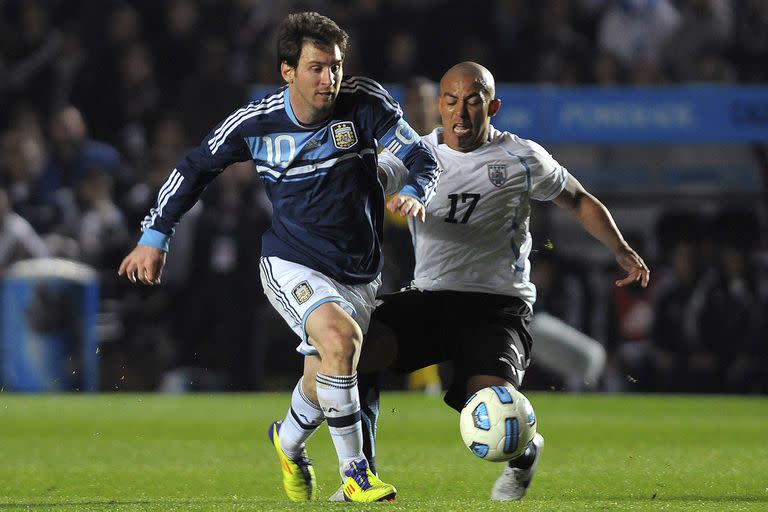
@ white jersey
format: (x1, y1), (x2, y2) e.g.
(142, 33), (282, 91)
(380, 125), (569, 309)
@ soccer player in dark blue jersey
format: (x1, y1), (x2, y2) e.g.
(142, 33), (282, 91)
(118, 11), (441, 503)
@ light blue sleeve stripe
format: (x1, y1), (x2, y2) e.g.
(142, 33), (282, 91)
(138, 228), (170, 252)
(398, 184), (420, 199)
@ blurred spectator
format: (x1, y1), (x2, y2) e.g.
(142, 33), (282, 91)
(531, 0), (595, 84)
(651, 212), (706, 392)
(489, 0), (534, 82)
(385, 31), (421, 83)
(153, 0), (204, 103)
(175, 37), (248, 146)
(146, 113), (189, 164)
(0, 0), (64, 119)
(37, 106), (123, 209)
(403, 77), (439, 135)
(690, 211), (765, 393)
(114, 42), (161, 165)
(664, 0), (734, 82)
(0, 187), (49, 270)
(62, 168), (131, 271)
(598, 0), (681, 84)
(0, 130), (55, 232)
(730, 0), (768, 82)
(70, 2), (144, 141)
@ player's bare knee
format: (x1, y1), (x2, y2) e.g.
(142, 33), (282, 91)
(315, 328), (361, 368)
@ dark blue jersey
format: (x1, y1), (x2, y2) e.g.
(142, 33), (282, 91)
(139, 76), (441, 284)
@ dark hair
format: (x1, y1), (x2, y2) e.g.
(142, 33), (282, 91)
(276, 12), (349, 70)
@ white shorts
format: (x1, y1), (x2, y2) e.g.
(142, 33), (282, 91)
(259, 256), (381, 356)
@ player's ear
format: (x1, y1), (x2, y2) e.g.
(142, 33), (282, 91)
(281, 62), (295, 84)
(488, 98), (501, 117)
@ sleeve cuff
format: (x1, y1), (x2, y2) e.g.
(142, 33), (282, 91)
(138, 228), (170, 252)
(398, 184), (420, 200)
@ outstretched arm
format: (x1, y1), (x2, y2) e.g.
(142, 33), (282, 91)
(118, 245), (166, 285)
(551, 175), (650, 288)
(118, 104), (252, 286)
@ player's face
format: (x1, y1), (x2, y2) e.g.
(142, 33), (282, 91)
(438, 73), (498, 152)
(282, 42), (343, 125)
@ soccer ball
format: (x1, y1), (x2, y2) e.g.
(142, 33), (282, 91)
(459, 386), (537, 462)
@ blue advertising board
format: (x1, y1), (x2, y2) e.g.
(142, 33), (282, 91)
(250, 84), (768, 143)
(492, 86), (768, 143)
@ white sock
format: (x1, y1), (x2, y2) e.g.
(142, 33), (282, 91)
(278, 377), (325, 460)
(315, 372), (365, 477)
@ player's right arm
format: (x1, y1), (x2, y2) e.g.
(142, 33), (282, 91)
(551, 174), (650, 288)
(118, 106), (252, 285)
(517, 134), (649, 288)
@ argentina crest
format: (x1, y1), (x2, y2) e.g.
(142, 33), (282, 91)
(487, 163), (508, 187)
(292, 281), (314, 304)
(330, 121), (358, 149)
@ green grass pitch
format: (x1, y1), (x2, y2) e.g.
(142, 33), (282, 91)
(1, 392), (766, 511)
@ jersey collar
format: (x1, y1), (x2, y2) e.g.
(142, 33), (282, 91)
(283, 88), (330, 130)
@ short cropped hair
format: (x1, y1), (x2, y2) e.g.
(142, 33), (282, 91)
(276, 12), (349, 70)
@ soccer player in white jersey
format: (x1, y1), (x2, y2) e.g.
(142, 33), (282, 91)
(349, 61), (650, 501)
(118, 12), (442, 503)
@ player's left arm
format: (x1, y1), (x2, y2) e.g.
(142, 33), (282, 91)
(378, 120), (441, 222)
(360, 77), (441, 221)
(551, 174), (650, 288)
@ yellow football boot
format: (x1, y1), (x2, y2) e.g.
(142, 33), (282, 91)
(340, 459), (396, 502)
(268, 421), (317, 501)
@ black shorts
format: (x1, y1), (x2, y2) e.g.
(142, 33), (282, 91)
(371, 288), (533, 411)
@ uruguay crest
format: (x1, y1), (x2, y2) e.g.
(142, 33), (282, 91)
(292, 281), (314, 304)
(330, 121), (358, 149)
(487, 163), (508, 187)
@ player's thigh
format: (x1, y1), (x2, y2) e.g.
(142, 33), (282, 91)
(259, 256), (374, 357)
(444, 323), (531, 411)
(357, 319), (398, 373)
(371, 289), (447, 374)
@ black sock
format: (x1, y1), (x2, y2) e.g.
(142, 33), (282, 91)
(358, 372), (380, 475)
(508, 439), (537, 469)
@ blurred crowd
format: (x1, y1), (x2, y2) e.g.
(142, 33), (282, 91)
(0, 0), (766, 393)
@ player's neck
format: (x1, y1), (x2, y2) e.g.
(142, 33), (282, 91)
(288, 89), (332, 127)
